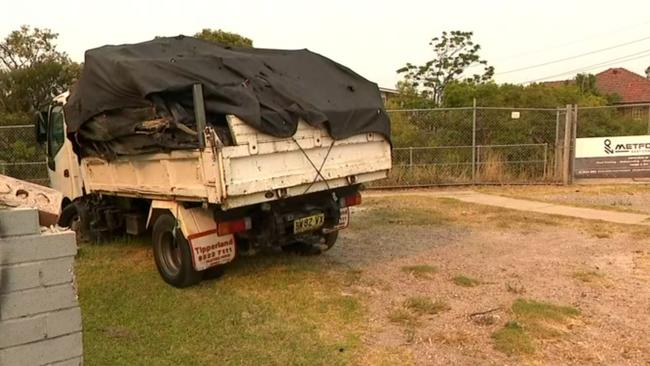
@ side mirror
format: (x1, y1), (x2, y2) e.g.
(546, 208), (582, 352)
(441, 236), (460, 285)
(34, 110), (48, 144)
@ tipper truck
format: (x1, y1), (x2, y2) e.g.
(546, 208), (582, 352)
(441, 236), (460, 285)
(35, 36), (392, 287)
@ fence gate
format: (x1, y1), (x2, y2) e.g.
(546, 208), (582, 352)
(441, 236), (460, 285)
(381, 104), (568, 187)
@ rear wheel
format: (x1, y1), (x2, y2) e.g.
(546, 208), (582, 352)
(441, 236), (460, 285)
(152, 213), (201, 288)
(321, 231), (339, 251)
(58, 202), (89, 242)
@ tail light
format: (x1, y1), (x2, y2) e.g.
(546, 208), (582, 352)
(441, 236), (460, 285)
(340, 192), (362, 207)
(217, 217), (252, 236)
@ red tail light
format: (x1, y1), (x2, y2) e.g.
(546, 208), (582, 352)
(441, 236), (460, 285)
(217, 217), (252, 236)
(340, 192), (362, 207)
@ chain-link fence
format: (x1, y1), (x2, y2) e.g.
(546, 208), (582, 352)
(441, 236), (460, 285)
(577, 103), (650, 138)
(6, 104), (643, 188)
(380, 106), (566, 187)
(0, 124), (49, 185)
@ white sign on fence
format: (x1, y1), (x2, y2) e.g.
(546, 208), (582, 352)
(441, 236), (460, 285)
(575, 135), (650, 178)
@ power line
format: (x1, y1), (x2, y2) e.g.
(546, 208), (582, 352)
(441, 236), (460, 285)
(496, 35), (650, 75)
(504, 19), (650, 60)
(524, 48), (650, 83)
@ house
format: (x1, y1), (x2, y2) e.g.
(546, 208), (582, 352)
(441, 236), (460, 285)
(544, 67), (650, 104)
(379, 87), (400, 106)
(544, 67), (650, 120)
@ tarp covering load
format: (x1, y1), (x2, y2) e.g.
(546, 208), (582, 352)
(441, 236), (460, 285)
(64, 36), (391, 158)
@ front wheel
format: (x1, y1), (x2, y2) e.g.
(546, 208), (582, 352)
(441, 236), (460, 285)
(152, 213), (201, 288)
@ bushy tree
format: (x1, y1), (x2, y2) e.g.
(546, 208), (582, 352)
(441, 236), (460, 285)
(397, 31), (494, 105)
(0, 25), (80, 113)
(194, 28), (253, 48)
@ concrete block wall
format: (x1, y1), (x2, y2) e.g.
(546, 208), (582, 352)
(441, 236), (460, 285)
(0, 208), (83, 365)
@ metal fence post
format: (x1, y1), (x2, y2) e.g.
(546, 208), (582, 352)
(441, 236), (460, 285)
(562, 104), (572, 185)
(570, 104), (578, 185)
(472, 98), (477, 183)
(554, 108), (561, 181)
(543, 143), (548, 179)
(409, 147), (413, 171)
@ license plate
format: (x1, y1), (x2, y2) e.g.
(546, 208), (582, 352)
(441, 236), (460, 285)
(293, 213), (325, 234)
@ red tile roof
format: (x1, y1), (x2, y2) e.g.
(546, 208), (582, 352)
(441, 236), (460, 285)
(594, 68), (650, 104)
(542, 67), (650, 104)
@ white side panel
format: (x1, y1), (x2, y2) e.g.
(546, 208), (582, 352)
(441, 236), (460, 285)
(222, 117), (391, 201)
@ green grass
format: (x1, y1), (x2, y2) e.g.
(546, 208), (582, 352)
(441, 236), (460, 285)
(401, 264), (438, 279)
(492, 298), (581, 356)
(452, 275), (481, 287)
(492, 321), (535, 355)
(75, 238), (364, 366)
(404, 297), (450, 316)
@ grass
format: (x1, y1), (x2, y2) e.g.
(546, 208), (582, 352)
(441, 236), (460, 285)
(492, 321), (535, 355)
(452, 275), (481, 287)
(401, 264), (438, 279)
(492, 299), (580, 356)
(387, 308), (419, 327)
(404, 297), (450, 316)
(75, 238), (364, 366)
(573, 270), (605, 283)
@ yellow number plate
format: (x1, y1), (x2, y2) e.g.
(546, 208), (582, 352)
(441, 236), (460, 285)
(293, 214), (325, 234)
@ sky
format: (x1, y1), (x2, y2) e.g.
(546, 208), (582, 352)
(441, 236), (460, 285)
(2, 0), (650, 88)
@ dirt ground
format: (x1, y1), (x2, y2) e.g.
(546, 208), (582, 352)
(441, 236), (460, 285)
(328, 193), (650, 365)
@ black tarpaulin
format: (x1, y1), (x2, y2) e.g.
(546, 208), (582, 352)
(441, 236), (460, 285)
(64, 36), (390, 157)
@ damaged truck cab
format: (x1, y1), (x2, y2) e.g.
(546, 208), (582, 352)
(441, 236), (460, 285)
(36, 86), (391, 287)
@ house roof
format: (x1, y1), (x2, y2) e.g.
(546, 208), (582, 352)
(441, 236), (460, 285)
(594, 68), (650, 104)
(543, 67), (650, 104)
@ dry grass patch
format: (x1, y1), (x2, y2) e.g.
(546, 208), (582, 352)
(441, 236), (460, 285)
(573, 270), (605, 283)
(401, 264), (438, 279)
(404, 296), (450, 316)
(387, 308), (419, 327)
(452, 275), (481, 287)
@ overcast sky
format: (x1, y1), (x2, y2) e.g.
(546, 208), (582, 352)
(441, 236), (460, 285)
(2, 0), (649, 88)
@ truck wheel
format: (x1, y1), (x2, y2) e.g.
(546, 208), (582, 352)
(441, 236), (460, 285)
(322, 231), (339, 251)
(152, 213), (201, 288)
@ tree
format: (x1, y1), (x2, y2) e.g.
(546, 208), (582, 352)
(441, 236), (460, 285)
(194, 28), (253, 48)
(397, 31), (494, 105)
(575, 73), (598, 95)
(0, 25), (80, 113)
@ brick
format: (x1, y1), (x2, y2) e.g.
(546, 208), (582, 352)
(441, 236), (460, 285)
(0, 284), (78, 320)
(0, 314), (46, 348)
(0, 262), (41, 294)
(0, 332), (82, 366)
(0, 257), (74, 294)
(46, 307), (82, 338)
(0, 208), (39, 237)
(0, 231), (76, 265)
(50, 356), (83, 366)
(40, 257), (75, 287)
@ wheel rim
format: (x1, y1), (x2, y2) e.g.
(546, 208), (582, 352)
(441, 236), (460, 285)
(160, 231), (182, 276)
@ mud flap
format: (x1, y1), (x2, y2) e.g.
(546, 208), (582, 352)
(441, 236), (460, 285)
(148, 201), (236, 270)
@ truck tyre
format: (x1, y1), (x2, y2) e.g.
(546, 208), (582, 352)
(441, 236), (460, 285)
(152, 213), (201, 288)
(58, 202), (89, 242)
(322, 231), (339, 251)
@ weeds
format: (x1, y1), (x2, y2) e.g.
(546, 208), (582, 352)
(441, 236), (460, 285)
(405, 297), (450, 316)
(453, 275), (481, 287)
(401, 264), (438, 279)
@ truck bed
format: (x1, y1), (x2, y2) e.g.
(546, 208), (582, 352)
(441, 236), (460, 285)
(80, 116), (391, 209)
